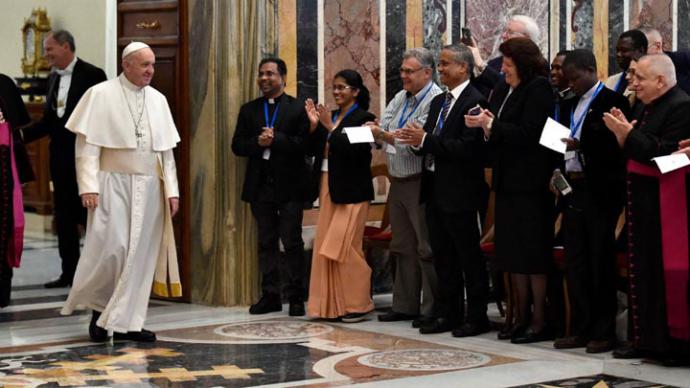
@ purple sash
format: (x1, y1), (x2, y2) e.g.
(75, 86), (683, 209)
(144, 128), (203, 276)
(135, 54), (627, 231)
(0, 121), (24, 268)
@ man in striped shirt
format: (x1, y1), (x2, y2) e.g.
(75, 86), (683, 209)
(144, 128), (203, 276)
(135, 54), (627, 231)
(368, 48), (442, 328)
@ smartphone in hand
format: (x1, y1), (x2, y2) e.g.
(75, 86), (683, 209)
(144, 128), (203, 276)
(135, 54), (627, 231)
(468, 105), (482, 116)
(461, 28), (473, 46)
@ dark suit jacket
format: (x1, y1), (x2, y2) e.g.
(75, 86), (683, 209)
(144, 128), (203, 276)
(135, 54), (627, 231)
(23, 58), (106, 182)
(558, 85), (631, 205)
(667, 51), (690, 96)
(488, 76), (558, 193)
(0, 73), (34, 183)
(231, 93), (311, 203)
(624, 86), (690, 162)
(418, 84), (488, 212)
(308, 107), (376, 204)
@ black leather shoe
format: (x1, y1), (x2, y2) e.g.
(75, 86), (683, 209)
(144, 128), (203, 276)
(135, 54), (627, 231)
(497, 324), (526, 340)
(114, 329), (157, 342)
(378, 311), (418, 322)
(612, 344), (642, 359)
(249, 295), (282, 315)
(89, 311), (108, 342)
(511, 327), (554, 344)
(452, 321), (491, 338)
(289, 302), (305, 316)
(554, 335), (588, 349)
(44, 277), (71, 288)
(412, 316), (435, 328)
(419, 318), (454, 334)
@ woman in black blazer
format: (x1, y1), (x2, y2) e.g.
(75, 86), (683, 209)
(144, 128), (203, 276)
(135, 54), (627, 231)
(466, 38), (557, 344)
(304, 69), (376, 323)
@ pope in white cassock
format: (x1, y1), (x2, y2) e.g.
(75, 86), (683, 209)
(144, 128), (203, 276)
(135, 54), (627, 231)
(60, 42), (181, 343)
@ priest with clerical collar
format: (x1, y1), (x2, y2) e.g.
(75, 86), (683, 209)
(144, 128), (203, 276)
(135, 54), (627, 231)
(60, 42), (181, 343)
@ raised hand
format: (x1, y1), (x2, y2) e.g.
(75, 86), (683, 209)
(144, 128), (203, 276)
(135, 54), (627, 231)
(317, 103), (333, 130)
(305, 98), (320, 132)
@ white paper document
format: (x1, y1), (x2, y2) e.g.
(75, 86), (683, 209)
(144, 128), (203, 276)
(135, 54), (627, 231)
(652, 153), (690, 174)
(343, 126), (375, 144)
(539, 117), (571, 154)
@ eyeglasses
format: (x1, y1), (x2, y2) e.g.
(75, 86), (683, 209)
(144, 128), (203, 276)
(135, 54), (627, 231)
(399, 67), (425, 75)
(503, 28), (527, 38)
(332, 85), (353, 91)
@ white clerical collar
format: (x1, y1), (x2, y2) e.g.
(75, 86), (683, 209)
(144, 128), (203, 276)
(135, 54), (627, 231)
(119, 73), (145, 92)
(447, 79), (470, 100)
(55, 56), (77, 76)
(580, 81), (602, 101)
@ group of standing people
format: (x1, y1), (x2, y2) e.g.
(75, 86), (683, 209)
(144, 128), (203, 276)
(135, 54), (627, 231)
(235, 15), (690, 366)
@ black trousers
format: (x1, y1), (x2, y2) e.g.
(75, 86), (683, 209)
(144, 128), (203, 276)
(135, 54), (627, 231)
(250, 183), (306, 302)
(0, 257), (11, 307)
(563, 179), (621, 340)
(50, 151), (86, 283)
(426, 202), (489, 326)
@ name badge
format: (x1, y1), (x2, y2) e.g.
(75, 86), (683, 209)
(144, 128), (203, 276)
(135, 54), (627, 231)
(564, 151), (577, 161)
(385, 144), (397, 154)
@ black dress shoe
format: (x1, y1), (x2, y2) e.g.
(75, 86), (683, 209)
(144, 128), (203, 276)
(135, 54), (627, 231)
(378, 311), (418, 322)
(452, 321), (491, 338)
(497, 324), (526, 340)
(612, 344), (642, 359)
(249, 295), (282, 315)
(289, 302), (305, 317)
(412, 316), (435, 328)
(419, 318), (454, 334)
(89, 311), (108, 342)
(114, 329), (157, 342)
(44, 277), (71, 288)
(511, 327), (554, 344)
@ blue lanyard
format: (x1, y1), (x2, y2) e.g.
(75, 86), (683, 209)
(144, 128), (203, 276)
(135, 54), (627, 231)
(332, 103), (359, 124)
(569, 82), (604, 137)
(263, 101), (280, 128)
(397, 83), (433, 128)
(554, 104), (560, 122)
(614, 73), (626, 92)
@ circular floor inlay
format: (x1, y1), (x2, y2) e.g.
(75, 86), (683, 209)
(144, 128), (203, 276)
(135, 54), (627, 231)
(214, 321), (333, 340)
(357, 348), (491, 371)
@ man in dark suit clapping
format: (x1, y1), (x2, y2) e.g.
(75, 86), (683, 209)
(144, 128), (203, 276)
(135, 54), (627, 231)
(23, 30), (107, 288)
(400, 44), (490, 336)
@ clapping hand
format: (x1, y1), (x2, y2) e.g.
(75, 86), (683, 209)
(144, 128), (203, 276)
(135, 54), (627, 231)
(603, 107), (636, 147)
(305, 98), (320, 132)
(258, 126), (274, 147)
(398, 121), (425, 146)
(465, 108), (494, 138)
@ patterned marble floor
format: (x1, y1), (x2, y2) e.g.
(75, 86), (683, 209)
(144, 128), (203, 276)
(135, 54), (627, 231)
(0, 215), (688, 387)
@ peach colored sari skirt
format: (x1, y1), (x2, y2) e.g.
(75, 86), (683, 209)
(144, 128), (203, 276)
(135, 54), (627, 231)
(307, 172), (374, 318)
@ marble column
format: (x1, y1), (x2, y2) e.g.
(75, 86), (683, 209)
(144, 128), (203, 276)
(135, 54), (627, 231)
(608, 0), (625, 75)
(297, 0), (319, 101)
(464, 0), (550, 62)
(407, 0), (424, 50)
(387, 0), (406, 103)
(680, 0), (690, 51)
(323, 0), (381, 117)
(451, 0), (462, 43)
(279, 0), (298, 96)
(423, 0), (447, 60)
(573, 0), (594, 50)
(630, 0), (674, 50)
